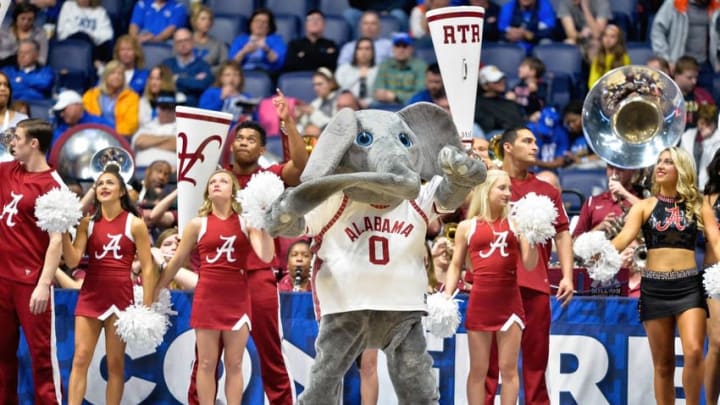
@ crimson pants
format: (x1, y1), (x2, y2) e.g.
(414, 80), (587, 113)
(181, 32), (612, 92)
(485, 287), (550, 405)
(188, 269), (293, 404)
(0, 280), (61, 405)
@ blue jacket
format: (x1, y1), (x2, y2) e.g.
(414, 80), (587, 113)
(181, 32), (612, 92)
(229, 34), (287, 72)
(51, 112), (113, 149)
(162, 56), (214, 107)
(2, 65), (54, 101)
(129, 69), (149, 95)
(130, 0), (187, 36)
(498, 0), (556, 54)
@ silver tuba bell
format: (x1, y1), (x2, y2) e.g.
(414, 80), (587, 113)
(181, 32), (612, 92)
(89, 146), (135, 183)
(582, 65), (686, 169)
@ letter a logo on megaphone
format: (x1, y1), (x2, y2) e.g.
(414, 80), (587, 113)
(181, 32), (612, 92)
(427, 6), (485, 144)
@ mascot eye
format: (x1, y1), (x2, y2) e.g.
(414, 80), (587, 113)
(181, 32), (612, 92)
(355, 131), (374, 147)
(398, 132), (413, 148)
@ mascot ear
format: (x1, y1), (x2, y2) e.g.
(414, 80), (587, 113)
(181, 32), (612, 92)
(398, 102), (462, 178)
(300, 108), (357, 182)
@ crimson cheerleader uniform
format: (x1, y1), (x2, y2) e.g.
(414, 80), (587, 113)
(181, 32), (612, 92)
(190, 213), (252, 331)
(465, 218), (525, 331)
(75, 211), (136, 320)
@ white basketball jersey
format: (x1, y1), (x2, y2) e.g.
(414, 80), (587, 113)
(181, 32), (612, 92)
(305, 176), (448, 316)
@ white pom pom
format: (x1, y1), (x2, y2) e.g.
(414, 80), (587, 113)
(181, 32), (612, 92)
(237, 171), (285, 229)
(423, 292), (461, 338)
(114, 304), (169, 350)
(573, 231), (621, 282)
(703, 263), (720, 298)
(115, 286), (176, 350)
(34, 187), (83, 232)
(509, 192), (558, 245)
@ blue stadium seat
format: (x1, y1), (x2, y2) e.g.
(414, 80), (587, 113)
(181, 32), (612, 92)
(265, 0), (311, 21)
(48, 39), (94, 93)
(319, 16), (351, 47)
(627, 42), (654, 65)
(481, 43), (525, 78)
(377, 15), (401, 39)
(532, 43), (582, 78)
(210, 14), (245, 45)
(558, 167), (607, 201)
(562, 189), (585, 217)
(712, 73), (720, 106)
(142, 43), (174, 70)
(610, 11), (631, 40)
(243, 70), (273, 99)
(414, 44), (437, 64)
(546, 72), (572, 111)
(319, 0), (350, 17)
(277, 71), (316, 103)
(610, 0), (638, 40)
(27, 99), (53, 121)
(275, 15), (300, 44)
(205, 0), (256, 17)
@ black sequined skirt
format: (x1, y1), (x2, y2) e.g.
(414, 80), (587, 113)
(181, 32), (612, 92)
(639, 269), (707, 322)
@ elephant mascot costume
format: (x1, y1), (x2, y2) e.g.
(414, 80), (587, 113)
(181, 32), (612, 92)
(265, 102), (487, 404)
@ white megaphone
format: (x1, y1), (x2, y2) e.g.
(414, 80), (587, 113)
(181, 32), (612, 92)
(175, 107), (233, 233)
(0, 0), (10, 27)
(427, 6), (485, 145)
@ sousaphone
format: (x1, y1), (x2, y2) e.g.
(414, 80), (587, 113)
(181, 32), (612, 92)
(582, 65), (686, 169)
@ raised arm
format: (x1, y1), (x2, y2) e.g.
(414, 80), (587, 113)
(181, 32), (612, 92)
(435, 145), (487, 211)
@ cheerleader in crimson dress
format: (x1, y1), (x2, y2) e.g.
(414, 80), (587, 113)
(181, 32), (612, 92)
(157, 169), (274, 405)
(61, 166), (155, 405)
(444, 170), (538, 405)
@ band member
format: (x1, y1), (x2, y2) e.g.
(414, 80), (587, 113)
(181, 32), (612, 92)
(486, 127), (574, 405)
(187, 90), (307, 405)
(613, 147), (705, 404)
(0, 119), (65, 404)
(158, 169), (275, 405)
(61, 165), (155, 405)
(446, 169), (538, 405)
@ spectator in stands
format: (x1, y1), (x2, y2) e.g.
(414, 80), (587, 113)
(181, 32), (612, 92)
(335, 37), (378, 109)
(651, 0), (720, 84)
(562, 99), (601, 167)
(407, 63), (444, 105)
(296, 67), (340, 132)
(529, 107), (572, 170)
(556, 0), (611, 62)
(278, 240), (313, 292)
(506, 56), (547, 119)
(588, 24), (630, 88)
(56, 0), (114, 66)
(1, 40), (54, 102)
(571, 164), (642, 238)
(82, 59), (140, 138)
(198, 61), (251, 122)
(139, 64), (176, 126)
(137, 159), (174, 228)
(646, 55), (672, 75)
(113, 35), (149, 95)
(132, 91), (177, 170)
(343, 0), (415, 35)
(673, 55), (716, 129)
(474, 65), (526, 135)
(680, 103), (720, 189)
(284, 9), (339, 73)
(129, 0), (188, 44)
(51, 89), (111, 147)
(372, 32), (427, 107)
(536, 169), (562, 191)
(164, 28), (214, 107)
(0, 72), (29, 132)
(337, 11), (393, 66)
(335, 89), (362, 111)
(0, 3), (49, 67)
(150, 227), (198, 290)
(409, 0), (451, 45)
(498, 0), (556, 54)
(229, 9), (287, 74)
(149, 189), (180, 236)
(190, 6), (228, 77)
(470, 0), (501, 42)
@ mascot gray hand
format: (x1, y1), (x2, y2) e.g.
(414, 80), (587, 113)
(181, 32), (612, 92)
(264, 188), (306, 237)
(438, 145), (487, 189)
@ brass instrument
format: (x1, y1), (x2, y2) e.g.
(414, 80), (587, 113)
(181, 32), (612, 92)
(442, 222), (457, 260)
(0, 126), (15, 162)
(293, 266), (303, 292)
(633, 243), (647, 271)
(89, 146), (135, 183)
(582, 66), (685, 169)
(487, 134), (503, 168)
(303, 134), (318, 154)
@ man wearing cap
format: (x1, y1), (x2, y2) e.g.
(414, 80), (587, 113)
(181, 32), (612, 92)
(132, 91), (178, 169)
(474, 65), (525, 134)
(372, 32), (426, 107)
(51, 90), (112, 150)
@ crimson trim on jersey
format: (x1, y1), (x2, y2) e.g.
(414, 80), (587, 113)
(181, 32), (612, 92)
(410, 200), (429, 226)
(175, 111), (233, 125)
(426, 11), (485, 22)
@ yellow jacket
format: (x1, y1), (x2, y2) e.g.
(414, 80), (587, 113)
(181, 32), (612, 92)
(82, 87), (140, 137)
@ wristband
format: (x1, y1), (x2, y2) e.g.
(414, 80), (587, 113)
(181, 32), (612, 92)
(159, 262), (167, 272)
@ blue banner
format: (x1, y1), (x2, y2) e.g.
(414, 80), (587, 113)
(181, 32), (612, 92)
(15, 291), (693, 404)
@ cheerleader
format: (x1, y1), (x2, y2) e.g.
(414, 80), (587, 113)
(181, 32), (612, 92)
(62, 165), (155, 405)
(156, 169), (274, 405)
(444, 169), (538, 405)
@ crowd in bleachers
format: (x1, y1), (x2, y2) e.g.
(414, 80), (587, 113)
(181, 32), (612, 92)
(2, 0), (720, 294)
